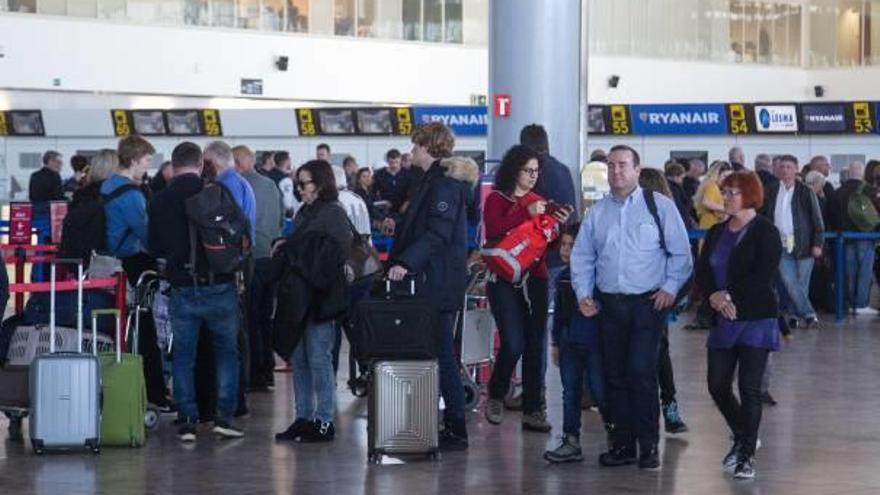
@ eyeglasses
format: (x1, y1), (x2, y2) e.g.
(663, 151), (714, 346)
(520, 168), (540, 177)
(295, 180), (313, 189)
(721, 189), (742, 198)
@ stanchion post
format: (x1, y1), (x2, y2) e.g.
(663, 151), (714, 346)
(835, 234), (846, 322)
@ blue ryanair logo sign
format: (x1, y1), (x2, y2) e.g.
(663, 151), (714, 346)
(630, 104), (728, 135)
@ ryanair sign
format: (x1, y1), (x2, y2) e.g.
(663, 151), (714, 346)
(630, 104), (728, 135)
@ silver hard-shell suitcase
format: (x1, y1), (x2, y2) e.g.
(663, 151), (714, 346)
(367, 360), (439, 463)
(29, 260), (102, 455)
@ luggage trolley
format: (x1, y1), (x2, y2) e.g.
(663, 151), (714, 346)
(126, 270), (173, 431)
(455, 266), (496, 411)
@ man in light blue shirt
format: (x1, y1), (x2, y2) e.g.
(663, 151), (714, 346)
(571, 145), (692, 470)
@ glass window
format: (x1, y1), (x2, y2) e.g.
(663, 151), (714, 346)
(424, 0), (442, 42)
(700, 0), (731, 62)
(5, 0), (35, 12)
(609, 0), (632, 55)
(237, 0), (260, 29)
(810, 0), (838, 66)
(211, 0), (235, 26)
(755, 1), (773, 63)
(158, 0), (184, 25)
(69, 0), (97, 17)
(462, 0), (486, 45)
(335, 0), (355, 35)
(377, 0), (402, 39)
(37, 0), (65, 15)
(286, 0), (308, 32)
(445, 0), (462, 42)
(403, 0), (421, 40)
(730, 1), (746, 62)
(311, 0), (333, 34)
(358, 0), (377, 36)
(98, 0), (126, 19)
(837, 0), (863, 66)
(183, 0), (208, 25)
(788, 3), (803, 66)
(741, 1), (761, 63)
(867, 0), (880, 65)
(262, 0), (285, 30)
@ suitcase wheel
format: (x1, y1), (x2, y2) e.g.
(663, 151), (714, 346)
(31, 439), (44, 455)
(368, 452), (382, 465)
(86, 439), (100, 454)
(462, 379), (480, 411)
(145, 409), (159, 430)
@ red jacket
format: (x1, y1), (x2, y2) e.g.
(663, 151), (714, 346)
(483, 190), (549, 279)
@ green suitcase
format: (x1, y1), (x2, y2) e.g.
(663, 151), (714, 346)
(95, 309), (146, 447)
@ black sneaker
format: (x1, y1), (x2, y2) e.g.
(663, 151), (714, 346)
(761, 392), (778, 406)
(733, 456), (756, 479)
(722, 440), (741, 472)
(177, 423), (197, 443)
(805, 316), (820, 329)
(662, 400), (688, 434)
(638, 446), (660, 470)
(439, 428), (469, 451)
(300, 419), (335, 443)
(275, 418), (311, 442)
(213, 419), (244, 439)
(598, 446), (637, 467)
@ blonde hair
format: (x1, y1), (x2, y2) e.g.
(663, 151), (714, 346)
(695, 160), (732, 208)
(87, 149), (119, 184)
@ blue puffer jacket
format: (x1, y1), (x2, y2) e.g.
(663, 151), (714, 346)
(100, 174), (148, 258)
(390, 157), (479, 312)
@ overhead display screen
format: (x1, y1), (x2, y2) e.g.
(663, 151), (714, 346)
(587, 106), (607, 134)
(356, 108), (394, 135)
(753, 104), (799, 133)
(800, 103), (848, 134)
(131, 110), (167, 135)
(316, 109), (356, 135)
(6, 111), (45, 136)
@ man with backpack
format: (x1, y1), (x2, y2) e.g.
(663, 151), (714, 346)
(101, 136), (155, 284)
(148, 142), (246, 442)
(829, 161), (880, 315)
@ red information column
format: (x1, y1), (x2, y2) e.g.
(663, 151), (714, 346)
(9, 202), (33, 245)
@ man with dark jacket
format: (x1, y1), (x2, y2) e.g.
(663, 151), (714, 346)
(148, 141), (244, 442)
(760, 155), (824, 328)
(374, 148), (412, 215)
(755, 154), (779, 190)
(29, 150), (65, 216)
(829, 161), (880, 315)
(387, 123), (478, 452)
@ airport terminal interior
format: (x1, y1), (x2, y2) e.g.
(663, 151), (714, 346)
(3, 1), (880, 494)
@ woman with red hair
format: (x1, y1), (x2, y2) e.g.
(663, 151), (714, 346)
(695, 171), (782, 481)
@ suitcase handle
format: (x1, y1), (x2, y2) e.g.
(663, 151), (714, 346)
(383, 273), (418, 296)
(49, 259), (85, 354)
(92, 309), (121, 362)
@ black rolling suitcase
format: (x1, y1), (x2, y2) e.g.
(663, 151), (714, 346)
(352, 277), (440, 463)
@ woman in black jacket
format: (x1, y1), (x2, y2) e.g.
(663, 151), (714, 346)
(696, 171), (782, 481)
(274, 160), (352, 444)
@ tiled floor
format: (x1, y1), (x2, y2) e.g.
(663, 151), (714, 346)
(2, 314), (880, 495)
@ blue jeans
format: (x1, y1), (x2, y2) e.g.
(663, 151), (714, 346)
(487, 277), (549, 414)
(171, 283), (240, 423)
(778, 252), (817, 319)
(290, 319), (337, 423)
(438, 311), (466, 423)
(599, 294), (664, 451)
(845, 239), (876, 309)
(560, 341), (606, 436)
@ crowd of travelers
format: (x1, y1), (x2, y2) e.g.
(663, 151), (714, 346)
(19, 122), (880, 480)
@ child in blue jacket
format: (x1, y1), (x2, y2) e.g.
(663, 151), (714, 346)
(544, 223), (609, 464)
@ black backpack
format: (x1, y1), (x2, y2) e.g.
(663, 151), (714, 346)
(184, 182), (252, 278)
(644, 189), (693, 306)
(59, 183), (140, 264)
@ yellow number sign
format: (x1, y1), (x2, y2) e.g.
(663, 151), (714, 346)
(202, 109), (222, 136)
(728, 104), (750, 134)
(610, 105), (630, 135)
(297, 109), (317, 136)
(853, 102), (874, 134)
(396, 107), (413, 136)
(112, 109), (131, 137)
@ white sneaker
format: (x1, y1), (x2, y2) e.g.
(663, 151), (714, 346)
(855, 307), (880, 316)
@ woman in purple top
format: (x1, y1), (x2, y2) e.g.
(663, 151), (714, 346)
(695, 171), (782, 481)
